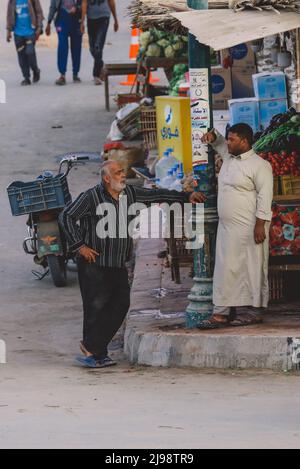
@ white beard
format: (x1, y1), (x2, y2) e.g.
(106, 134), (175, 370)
(111, 180), (126, 193)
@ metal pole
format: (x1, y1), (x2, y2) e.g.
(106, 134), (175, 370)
(186, 0), (218, 328)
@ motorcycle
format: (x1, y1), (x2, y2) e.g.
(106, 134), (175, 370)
(7, 155), (89, 287)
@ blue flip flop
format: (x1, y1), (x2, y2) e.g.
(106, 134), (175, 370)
(75, 355), (100, 368)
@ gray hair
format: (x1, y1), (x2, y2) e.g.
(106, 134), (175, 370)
(100, 160), (115, 180)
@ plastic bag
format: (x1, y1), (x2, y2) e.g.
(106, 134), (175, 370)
(107, 119), (124, 141)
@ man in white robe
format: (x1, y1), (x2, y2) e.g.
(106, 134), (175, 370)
(202, 123), (273, 327)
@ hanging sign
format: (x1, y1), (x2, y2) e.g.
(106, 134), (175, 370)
(189, 68), (211, 166)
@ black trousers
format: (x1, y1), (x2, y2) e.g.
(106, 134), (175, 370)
(14, 34), (39, 80)
(77, 258), (130, 359)
(87, 17), (110, 78)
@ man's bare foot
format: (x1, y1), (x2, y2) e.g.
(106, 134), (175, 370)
(80, 341), (93, 357)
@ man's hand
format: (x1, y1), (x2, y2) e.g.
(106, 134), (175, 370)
(35, 30), (41, 41)
(70, 6), (77, 15)
(254, 219), (266, 244)
(189, 191), (206, 204)
(6, 31), (12, 43)
(45, 24), (51, 36)
(201, 131), (217, 145)
(114, 20), (119, 32)
(80, 22), (85, 35)
(79, 246), (100, 263)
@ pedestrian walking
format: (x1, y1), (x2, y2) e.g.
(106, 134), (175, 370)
(201, 124), (273, 328)
(46, 0), (83, 85)
(6, 0), (44, 86)
(81, 0), (119, 85)
(61, 160), (205, 368)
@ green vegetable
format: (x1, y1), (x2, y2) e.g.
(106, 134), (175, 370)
(164, 45), (176, 58)
(173, 41), (184, 51)
(139, 31), (152, 49)
(157, 39), (170, 48)
(290, 115), (300, 124)
(146, 44), (162, 57)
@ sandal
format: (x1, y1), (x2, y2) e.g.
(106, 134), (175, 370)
(198, 315), (231, 330)
(230, 312), (263, 327)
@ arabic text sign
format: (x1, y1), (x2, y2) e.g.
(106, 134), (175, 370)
(156, 96), (193, 173)
(190, 69), (211, 166)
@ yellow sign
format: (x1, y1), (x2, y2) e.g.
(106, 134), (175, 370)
(156, 96), (192, 173)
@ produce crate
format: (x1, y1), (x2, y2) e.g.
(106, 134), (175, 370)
(117, 106), (142, 140)
(273, 176), (281, 196)
(7, 174), (71, 216)
(281, 175), (300, 196)
(140, 106), (157, 150)
(116, 93), (142, 109)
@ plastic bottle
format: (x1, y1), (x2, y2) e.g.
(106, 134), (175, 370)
(173, 163), (181, 177)
(170, 172), (184, 192)
(167, 148), (179, 168)
(161, 169), (174, 189)
(155, 150), (170, 181)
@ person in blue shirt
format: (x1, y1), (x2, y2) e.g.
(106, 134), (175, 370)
(6, 0), (44, 86)
(46, 1), (83, 86)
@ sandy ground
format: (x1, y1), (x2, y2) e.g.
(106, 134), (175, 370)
(0, 0), (300, 450)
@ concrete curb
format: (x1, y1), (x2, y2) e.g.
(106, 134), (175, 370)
(124, 239), (300, 371)
(124, 311), (299, 370)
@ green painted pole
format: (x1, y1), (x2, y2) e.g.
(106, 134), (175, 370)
(186, 0), (219, 328)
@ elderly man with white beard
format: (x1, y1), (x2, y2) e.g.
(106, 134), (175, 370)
(61, 160), (206, 368)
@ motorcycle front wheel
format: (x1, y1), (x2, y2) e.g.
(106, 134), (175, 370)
(47, 255), (67, 287)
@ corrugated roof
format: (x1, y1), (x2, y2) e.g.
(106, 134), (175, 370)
(171, 9), (300, 50)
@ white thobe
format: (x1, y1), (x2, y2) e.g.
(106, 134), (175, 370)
(212, 134), (273, 308)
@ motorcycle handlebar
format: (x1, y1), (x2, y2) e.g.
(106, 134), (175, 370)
(76, 156), (90, 161)
(58, 155), (90, 176)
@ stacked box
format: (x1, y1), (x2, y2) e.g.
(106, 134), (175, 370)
(211, 67), (232, 110)
(253, 72), (288, 129)
(228, 98), (260, 133)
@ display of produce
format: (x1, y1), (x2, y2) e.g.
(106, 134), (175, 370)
(258, 150), (300, 177)
(169, 64), (189, 96)
(270, 203), (300, 256)
(138, 28), (188, 59)
(254, 108), (300, 154)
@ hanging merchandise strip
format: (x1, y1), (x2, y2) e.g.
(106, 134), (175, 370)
(189, 68), (211, 166)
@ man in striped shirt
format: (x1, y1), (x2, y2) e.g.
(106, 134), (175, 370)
(61, 160), (205, 368)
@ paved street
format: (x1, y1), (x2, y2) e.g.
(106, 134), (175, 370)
(0, 0), (300, 449)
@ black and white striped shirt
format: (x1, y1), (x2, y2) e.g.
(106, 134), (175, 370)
(61, 183), (190, 268)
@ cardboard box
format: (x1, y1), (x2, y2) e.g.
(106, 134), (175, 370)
(211, 66), (232, 110)
(231, 66), (256, 99)
(259, 99), (288, 129)
(253, 72), (287, 100)
(229, 98), (260, 133)
(213, 110), (230, 137)
(221, 43), (256, 68)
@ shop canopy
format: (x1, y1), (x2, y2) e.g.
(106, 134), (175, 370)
(171, 9), (300, 50)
